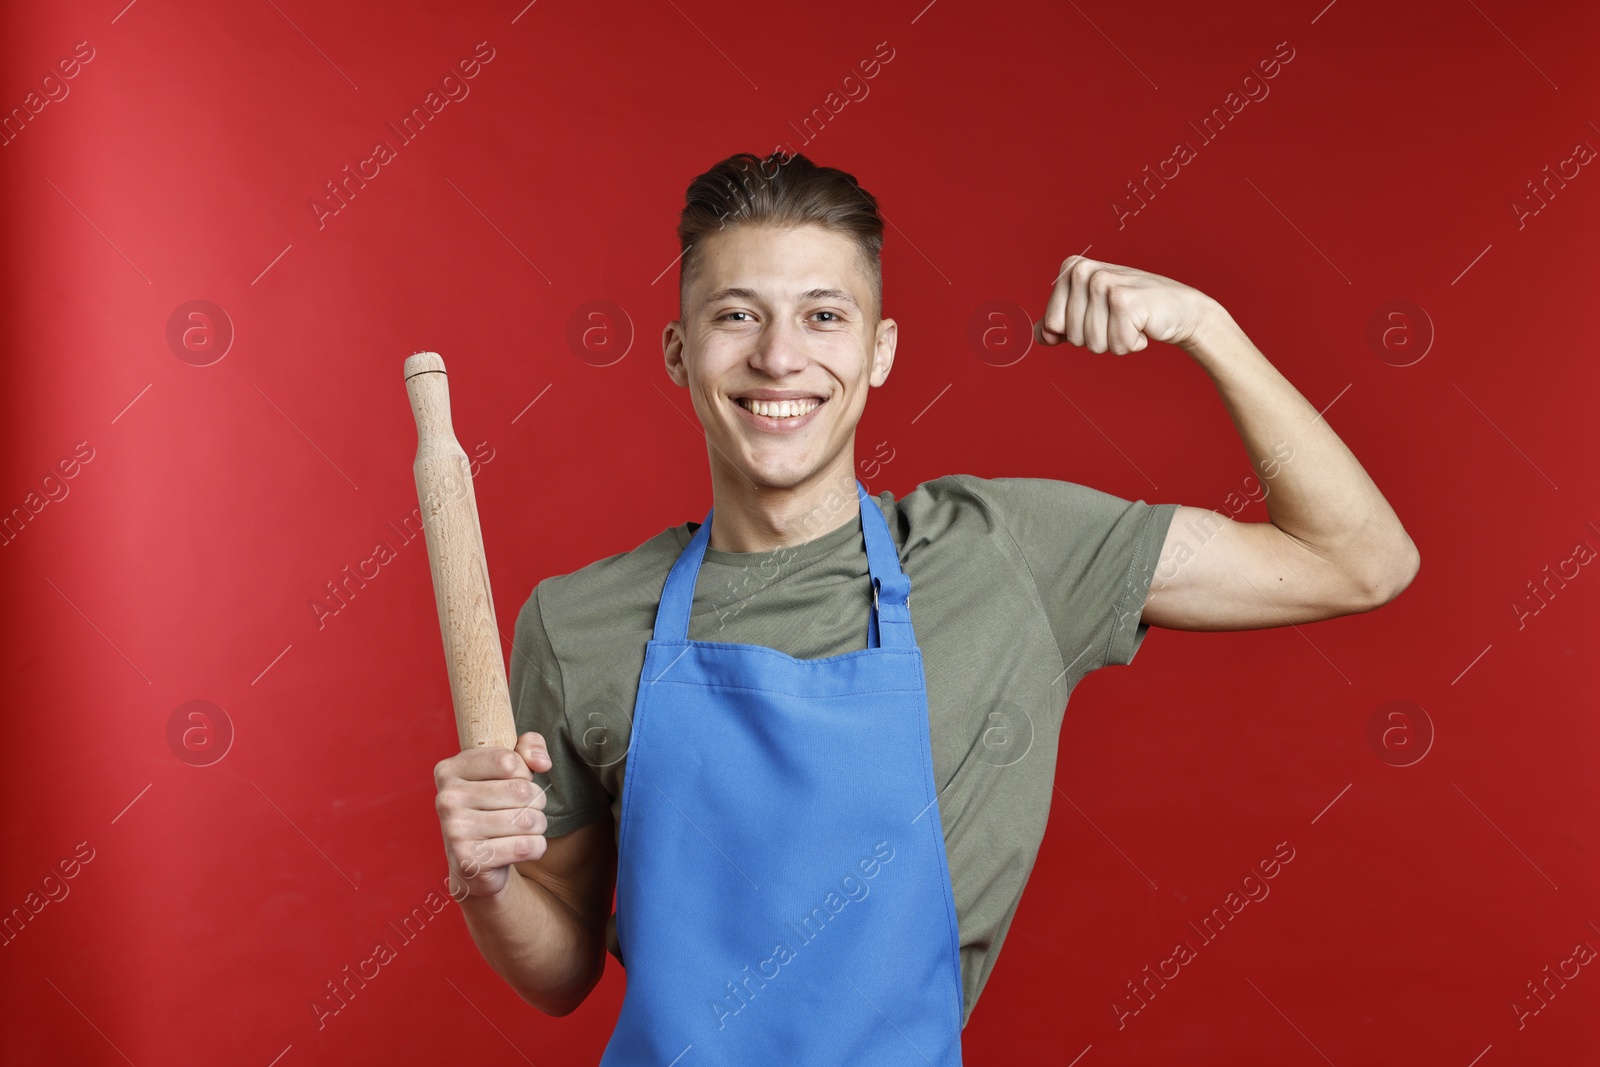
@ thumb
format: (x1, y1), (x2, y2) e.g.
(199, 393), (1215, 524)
(1033, 318), (1064, 346)
(517, 731), (553, 772)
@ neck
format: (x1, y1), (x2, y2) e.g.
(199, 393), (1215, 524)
(704, 458), (860, 554)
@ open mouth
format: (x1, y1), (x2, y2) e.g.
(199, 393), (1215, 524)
(735, 397), (825, 419)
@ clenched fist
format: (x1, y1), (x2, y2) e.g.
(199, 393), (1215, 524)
(434, 731), (553, 900)
(1033, 255), (1222, 355)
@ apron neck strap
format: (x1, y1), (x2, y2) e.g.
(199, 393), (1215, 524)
(653, 480), (913, 649)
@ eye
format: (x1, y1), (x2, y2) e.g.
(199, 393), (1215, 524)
(812, 310), (842, 323)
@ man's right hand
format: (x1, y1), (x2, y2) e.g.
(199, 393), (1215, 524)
(434, 731), (553, 900)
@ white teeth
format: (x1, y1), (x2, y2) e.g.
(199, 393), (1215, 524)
(741, 397), (821, 418)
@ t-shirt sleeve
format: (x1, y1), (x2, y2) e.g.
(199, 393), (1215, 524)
(963, 476), (1179, 678)
(509, 582), (610, 838)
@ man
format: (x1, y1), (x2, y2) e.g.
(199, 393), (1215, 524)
(432, 151), (1419, 1063)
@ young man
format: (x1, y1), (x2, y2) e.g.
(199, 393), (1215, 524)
(432, 151), (1419, 1063)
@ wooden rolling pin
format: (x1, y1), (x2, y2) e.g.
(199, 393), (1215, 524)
(404, 351), (517, 750)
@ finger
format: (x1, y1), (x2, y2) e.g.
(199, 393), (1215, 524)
(1111, 313), (1149, 355)
(1038, 265), (1073, 345)
(457, 746), (536, 783)
(1085, 275), (1110, 353)
(1062, 258), (1091, 347)
(473, 834), (546, 880)
(454, 829), (546, 877)
(1106, 295), (1140, 355)
(438, 748), (520, 790)
(483, 801), (548, 840)
(517, 731), (553, 773)
(455, 773), (548, 813)
(450, 807), (549, 874)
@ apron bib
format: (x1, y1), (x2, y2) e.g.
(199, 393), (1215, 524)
(599, 480), (965, 1066)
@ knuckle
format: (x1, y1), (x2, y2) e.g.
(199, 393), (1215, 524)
(512, 805), (539, 830)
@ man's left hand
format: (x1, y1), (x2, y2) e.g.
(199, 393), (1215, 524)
(1033, 255), (1221, 355)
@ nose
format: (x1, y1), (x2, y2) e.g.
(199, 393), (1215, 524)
(748, 316), (809, 379)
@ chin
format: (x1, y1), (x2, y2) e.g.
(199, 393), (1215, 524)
(719, 435), (844, 493)
(746, 468), (809, 490)
(731, 457), (816, 490)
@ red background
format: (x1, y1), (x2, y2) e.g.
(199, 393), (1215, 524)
(2, 0), (1596, 1064)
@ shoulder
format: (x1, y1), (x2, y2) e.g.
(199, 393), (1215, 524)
(882, 472), (1128, 536)
(516, 525), (685, 645)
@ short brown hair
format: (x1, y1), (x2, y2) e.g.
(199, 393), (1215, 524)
(675, 151), (885, 319)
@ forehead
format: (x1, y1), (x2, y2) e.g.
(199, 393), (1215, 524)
(688, 224), (870, 302)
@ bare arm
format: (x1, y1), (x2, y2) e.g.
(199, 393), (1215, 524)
(437, 734), (617, 1016)
(1141, 304), (1420, 630)
(458, 819), (615, 1015)
(1032, 254), (1420, 631)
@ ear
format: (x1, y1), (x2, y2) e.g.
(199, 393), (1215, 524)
(662, 320), (688, 387)
(869, 317), (897, 387)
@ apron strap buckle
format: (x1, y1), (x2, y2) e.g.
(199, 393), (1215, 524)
(872, 577), (909, 610)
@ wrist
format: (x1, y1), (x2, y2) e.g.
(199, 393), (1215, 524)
(455, 864), (526, 911)
(1180, 298), (1233, 351)
(1180, 300), (1251, 376)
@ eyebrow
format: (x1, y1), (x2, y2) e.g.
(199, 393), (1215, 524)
(700, 287), (860, 311)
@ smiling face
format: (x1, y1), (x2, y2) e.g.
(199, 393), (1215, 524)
(663, 222), (896, 511)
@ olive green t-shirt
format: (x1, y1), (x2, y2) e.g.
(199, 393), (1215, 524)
(508, 473), (1179, 1027)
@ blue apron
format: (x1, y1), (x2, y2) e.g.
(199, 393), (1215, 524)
(599, 480), (965, 1066)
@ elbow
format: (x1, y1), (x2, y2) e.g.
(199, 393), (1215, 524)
(520, 981), (592, 1018)
(527, 994), (583, 1018)
(518, 944), (607, 1017)
(1363, 537), (1421, 608)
